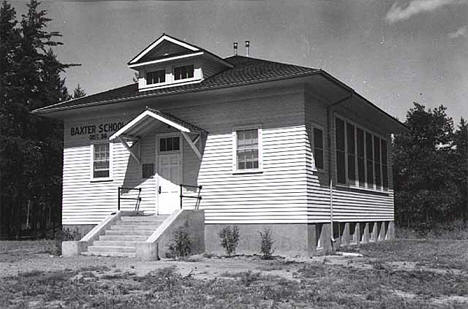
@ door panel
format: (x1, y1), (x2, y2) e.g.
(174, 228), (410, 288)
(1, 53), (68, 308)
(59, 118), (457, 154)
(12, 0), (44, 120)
(157, 135), (182, 214)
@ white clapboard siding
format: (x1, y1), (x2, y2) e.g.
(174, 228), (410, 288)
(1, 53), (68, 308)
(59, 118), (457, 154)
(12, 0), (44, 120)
(62, 82), (396, 226)
(63, 123), (158, 225)
(198, 124), (309, 224)
(304, 94), (395, 223)
(63, 86), (309, 225)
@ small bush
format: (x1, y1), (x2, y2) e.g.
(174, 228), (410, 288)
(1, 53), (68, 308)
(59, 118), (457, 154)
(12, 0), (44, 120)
(167, 227), (192, 259)
(259, 228), (274, 260)
(219, 226), (240, 256)
(61, 228), (82, 241)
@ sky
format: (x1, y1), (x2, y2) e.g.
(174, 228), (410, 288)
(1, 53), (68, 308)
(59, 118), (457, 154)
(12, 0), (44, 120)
(9, 0), (468, 123)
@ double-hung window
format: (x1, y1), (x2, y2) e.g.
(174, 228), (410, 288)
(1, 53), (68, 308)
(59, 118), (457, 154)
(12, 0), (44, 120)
(234, 127), (261, 172)
(92, 143), (111, 180)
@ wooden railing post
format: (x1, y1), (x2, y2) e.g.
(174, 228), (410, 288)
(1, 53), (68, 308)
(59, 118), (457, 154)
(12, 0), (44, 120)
(118, 187), (121, 211)
(180, 184), (183, 209)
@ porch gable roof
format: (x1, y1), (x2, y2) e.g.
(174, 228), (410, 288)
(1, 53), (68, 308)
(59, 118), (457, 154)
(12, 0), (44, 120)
(109, 107), (206, 141)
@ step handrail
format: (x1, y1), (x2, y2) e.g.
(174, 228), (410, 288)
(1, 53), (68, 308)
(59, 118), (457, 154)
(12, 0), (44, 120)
(179, 184), (202, 210)
(118, 187), (142, 211)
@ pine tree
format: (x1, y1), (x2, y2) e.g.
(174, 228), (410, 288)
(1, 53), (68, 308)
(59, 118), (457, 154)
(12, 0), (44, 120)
(72, 84), (86, 99)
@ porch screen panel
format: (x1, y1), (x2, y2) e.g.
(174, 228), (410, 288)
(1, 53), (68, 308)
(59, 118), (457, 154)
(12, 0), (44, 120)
(366, 132), (374, 187)
(374, 135), (381, 188)
(381, 139), (389, 190)
(335, 118), (346, 184)
(357, 128), (365, 187)
(237, 129), (259, 170)
(346, 122), (356, 182)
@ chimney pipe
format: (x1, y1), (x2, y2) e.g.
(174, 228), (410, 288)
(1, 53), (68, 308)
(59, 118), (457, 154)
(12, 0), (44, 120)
(245, 40), (250, 57)
(233, 42), (238, 56)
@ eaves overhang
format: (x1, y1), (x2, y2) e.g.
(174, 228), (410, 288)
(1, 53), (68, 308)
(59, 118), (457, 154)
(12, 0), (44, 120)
(31, 72), (319, 116)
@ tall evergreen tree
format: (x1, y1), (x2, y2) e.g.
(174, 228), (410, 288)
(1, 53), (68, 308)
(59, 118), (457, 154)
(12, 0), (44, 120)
(0, 0), (72, 238)
(72, 84), (86, 99)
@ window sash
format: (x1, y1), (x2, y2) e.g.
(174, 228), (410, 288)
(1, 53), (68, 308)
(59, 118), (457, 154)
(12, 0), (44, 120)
(357, 128), (365, 187)
(147, 70), (165, 84)
(365, 132), (374, 187)
(347, 123), (356, 182)
(174, 65), (194, 80)
(381, 139), (389, 189)
(236, 129), (259, 170)
(313, 127), (324, 170)
(374, 135), (381, 188)
(335, 118), (346, 184)
(160, 137), (180, 152)
(93, 143), (110, 178)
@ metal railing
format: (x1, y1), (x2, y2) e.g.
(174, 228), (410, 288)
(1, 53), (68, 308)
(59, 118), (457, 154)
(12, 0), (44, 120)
(179, 184), (203, 210)
(118, 187), (142, 212)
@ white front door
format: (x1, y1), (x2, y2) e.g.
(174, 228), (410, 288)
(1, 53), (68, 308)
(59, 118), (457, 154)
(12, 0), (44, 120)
(157, 135), (182, 214)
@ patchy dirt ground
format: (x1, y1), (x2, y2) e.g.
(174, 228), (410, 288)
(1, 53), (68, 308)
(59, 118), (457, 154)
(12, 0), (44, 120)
(0, 239), (467, 308)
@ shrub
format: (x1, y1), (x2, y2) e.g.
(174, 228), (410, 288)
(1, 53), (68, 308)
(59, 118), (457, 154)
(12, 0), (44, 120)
(61, 228), (82, 241)
(219, 225), (240, 256)
(259, 228), (274, 259)
(167, 227), (192, 259)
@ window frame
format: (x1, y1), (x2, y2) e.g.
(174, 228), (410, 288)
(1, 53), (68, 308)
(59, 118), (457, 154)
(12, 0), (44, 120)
(146, 69), (166, 85)
(232, 124), (263, 174)
(90, 142), (113, 182)
(310, 124), (325, 172)
(158, 135), (182, 154)
(334, 114), (389, 192)
(173, 64), (195, 81)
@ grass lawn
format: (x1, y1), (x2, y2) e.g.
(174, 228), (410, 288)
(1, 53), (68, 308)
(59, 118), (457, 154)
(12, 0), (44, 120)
(0, 239), (467, 308)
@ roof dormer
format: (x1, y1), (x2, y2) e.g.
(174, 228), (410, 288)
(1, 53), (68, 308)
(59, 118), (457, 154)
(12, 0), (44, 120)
(128, 34), (232, 92)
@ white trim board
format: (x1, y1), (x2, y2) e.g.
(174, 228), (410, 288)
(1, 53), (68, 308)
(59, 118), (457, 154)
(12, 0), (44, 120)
(109, 110), (191, 142)
(129, 34), (200, 65)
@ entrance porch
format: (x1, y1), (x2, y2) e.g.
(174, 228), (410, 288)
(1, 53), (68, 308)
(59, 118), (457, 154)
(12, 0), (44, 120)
(109, 107), (207, 215)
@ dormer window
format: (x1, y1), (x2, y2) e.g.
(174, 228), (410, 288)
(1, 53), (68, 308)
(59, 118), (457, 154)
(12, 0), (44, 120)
(174, 65), (194, 80)
(129, 34), (233, 92)
(147, 70), (165, 84)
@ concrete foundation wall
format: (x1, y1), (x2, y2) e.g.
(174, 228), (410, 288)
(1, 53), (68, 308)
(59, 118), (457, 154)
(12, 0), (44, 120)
(205, 220), (395, 257)
(156, 210), (205, 259)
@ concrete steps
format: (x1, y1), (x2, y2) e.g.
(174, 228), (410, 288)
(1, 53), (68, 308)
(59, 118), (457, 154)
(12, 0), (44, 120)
(82, 214), (168, 257)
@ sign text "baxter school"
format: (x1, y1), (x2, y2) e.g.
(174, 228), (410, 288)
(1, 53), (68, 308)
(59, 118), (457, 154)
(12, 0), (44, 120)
(70, 121), (125, 140)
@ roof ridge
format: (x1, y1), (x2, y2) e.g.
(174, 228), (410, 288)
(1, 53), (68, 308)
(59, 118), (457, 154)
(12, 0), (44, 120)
(224, 55), (318, 71)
